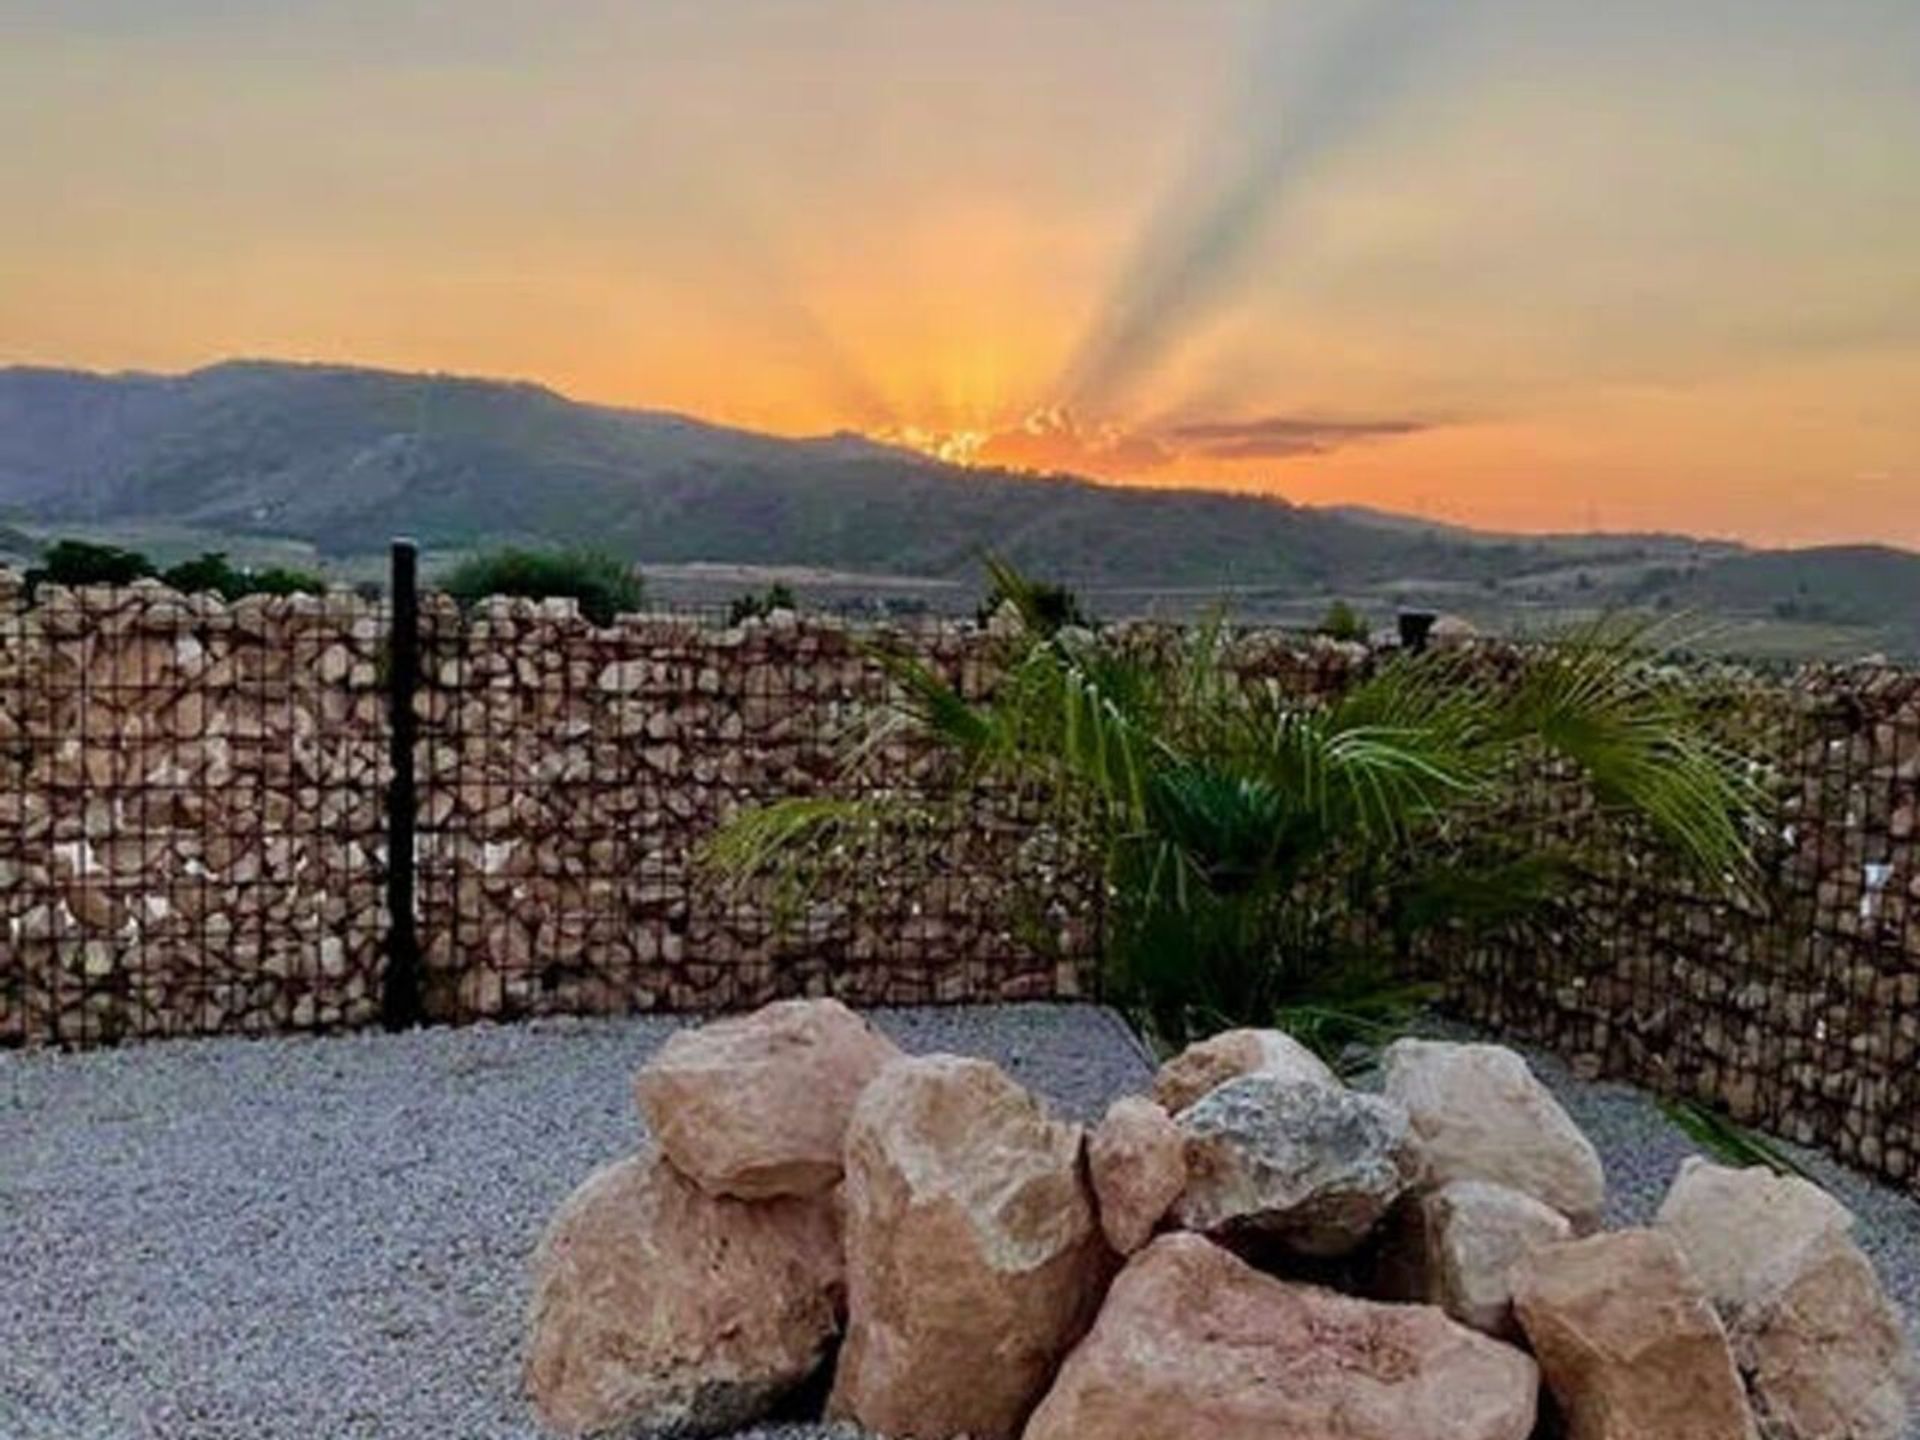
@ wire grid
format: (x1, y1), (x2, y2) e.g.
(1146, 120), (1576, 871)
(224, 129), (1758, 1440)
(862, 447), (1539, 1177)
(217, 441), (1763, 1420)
(408, 599), (1089, 1027)
(0, 585), (387, 1047)
(1434, 675), (1920, 1186)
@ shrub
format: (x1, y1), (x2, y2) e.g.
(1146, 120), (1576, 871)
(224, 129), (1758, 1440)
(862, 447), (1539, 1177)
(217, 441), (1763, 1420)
(975, 561), (1091, 636)
(727, 583), (798, 627)
(441, 547), (643, 626)
(160, 552), (324, 600)
(1315, 600), (1369, 642)
(25, 538), (155, 595)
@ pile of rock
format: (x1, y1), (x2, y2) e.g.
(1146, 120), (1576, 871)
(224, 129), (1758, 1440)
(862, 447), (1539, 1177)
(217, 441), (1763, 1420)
(523, 1002), (1918, 1439)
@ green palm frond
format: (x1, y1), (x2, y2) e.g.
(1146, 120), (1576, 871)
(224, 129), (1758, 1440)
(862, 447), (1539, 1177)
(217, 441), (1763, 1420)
(1505, 618), (1766, 887)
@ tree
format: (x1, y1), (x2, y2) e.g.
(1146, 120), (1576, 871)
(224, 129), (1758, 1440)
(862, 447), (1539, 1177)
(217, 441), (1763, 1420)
(707, 568), (1766, 1060)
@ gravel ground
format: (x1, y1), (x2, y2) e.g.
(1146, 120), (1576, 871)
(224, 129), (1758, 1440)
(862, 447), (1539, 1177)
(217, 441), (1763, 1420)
(0, 1005), (1148, 1440)
(3, 1004), (1915, 1439)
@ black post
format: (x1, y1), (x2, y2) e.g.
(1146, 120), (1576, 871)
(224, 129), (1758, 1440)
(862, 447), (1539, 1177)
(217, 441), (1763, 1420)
(383, 538), (423, 1030)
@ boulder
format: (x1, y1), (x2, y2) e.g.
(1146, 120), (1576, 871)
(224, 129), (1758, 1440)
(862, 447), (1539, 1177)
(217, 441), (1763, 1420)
(1173, 1072), (1417, 1256)
(1658, 1159), (1917, 1440)
(1513, 1228), (1757, 1440)
(1023, 1233), (1539, 1440)
(523, 1151), (843, 1438)
(634, 997), (902, 1199)
(1406, 1180), (1574, 1338)
(1380, 1038), (1605, 1227)
(1153, 1027), (1339, 1114)
(1087, 1095), (1186, 1255)
(827, 1055), (1112, 1440)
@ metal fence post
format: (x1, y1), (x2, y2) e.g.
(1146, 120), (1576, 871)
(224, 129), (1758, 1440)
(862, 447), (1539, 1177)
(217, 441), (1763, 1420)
(382, 538), (423, 1030)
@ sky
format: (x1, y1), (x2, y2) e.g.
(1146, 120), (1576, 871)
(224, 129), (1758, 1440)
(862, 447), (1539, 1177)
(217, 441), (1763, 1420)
(2, 0), (1917, 547)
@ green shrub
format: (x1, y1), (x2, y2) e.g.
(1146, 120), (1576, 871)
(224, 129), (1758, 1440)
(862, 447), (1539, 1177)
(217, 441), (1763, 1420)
(1316, 600), (1369, 642)
(160, 552), (325, 601)
(25, 538), (155, 595)
(975, 561), (1091, 636)
(441, 547), (643, 626)
(727, 583), (798, 627)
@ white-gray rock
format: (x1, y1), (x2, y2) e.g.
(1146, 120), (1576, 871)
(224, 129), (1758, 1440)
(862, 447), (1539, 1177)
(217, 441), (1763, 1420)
(1420, 1180), (1574, 1338)
(1173, 1073), (1418, 1256)
(1381, 1038), (1605, 1228)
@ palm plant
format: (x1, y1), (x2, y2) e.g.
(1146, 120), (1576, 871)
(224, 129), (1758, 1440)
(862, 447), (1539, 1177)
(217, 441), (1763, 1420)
(705, 563), (1768, 1059)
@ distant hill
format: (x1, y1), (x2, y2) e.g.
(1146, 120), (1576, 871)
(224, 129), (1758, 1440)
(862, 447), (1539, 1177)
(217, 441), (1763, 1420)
(0, 360), (1707, 591)
(1, 359), (1916, 657)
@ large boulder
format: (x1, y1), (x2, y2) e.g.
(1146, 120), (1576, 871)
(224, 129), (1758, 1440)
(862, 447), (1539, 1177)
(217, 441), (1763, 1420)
(1513, 1228), (1757, 1440)
(1172, 1072), (1417, 1256)
(1657, 1159), (1917, 1440)
(634, 997), (902, 1199)
(1381, 1038), (1605, 1227)
(523, 1151), (844, 1438)
(1023, 1233), (1538, 1440)
(827, 1055), (1112, 1440)
(1153, 1027), (1339, 1114)
(1087, 1096), (1186, 1255)
(1382, 1179), (1574, 1338)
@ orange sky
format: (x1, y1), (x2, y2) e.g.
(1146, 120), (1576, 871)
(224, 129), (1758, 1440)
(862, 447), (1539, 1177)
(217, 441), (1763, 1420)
(2, 1), (1916, 547)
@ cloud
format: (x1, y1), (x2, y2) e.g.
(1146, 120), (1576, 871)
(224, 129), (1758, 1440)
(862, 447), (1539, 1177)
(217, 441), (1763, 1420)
(974, 407), (1178, 474)
(1169, 413), (1435, 459)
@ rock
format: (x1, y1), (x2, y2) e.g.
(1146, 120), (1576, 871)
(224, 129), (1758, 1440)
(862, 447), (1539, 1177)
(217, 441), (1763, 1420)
(1513, 1228), (1757, 1440)
(1023, 1233), (1538, 1440)
(634, 997), (902, 1199)
(1088, 1096), (1186, 1255)
(523, 1151), (843, 1439)
(1658, 1159), (1917, 1440)
(827, 1054), (1111, 1440)
(1153, 1027), (1339, 1114)
(1403, 1179), (1574, 1338)
(1172, 1073), (1417, 1256)
(1381, 1038), (1605, 1227)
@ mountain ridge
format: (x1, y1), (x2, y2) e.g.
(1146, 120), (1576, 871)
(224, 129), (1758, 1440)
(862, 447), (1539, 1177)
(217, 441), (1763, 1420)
(1, 359), (1915, 658)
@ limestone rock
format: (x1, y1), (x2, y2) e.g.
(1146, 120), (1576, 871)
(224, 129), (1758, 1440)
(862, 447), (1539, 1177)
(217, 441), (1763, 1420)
(1153, 1027), (1339, 1114)
(1513, 1228), (1757, 1440)
(1172, 1073), (1417, 1256)
(1023, 1233), (1538, 1440)
(523, 1151), (844, 1438)
(1088, 1096), (1186, 1255)
(1381, 1038), (1605, 1227)
(1658, 1159), (1917, 1440)
(1417, 1180), (1574, 1338)
(827, 1054), (1112, 1440)
(634, 997), (902, 1199)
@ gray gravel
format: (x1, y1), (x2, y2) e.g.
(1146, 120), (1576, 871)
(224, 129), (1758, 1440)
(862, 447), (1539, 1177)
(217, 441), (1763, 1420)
(4, 1004), (1916, 1439)
(0, 1004), (1148, 1440)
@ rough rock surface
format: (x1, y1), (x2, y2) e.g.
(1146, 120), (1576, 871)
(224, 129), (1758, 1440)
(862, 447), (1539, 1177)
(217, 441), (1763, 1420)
(1513, 1228), (1756, 1440)
(1382, 1038), (1606, 1227)
(1152, 1027), (1339, 1114)
(634, 998), (903, 1199)
(524, 1151), (844, 1438)
(1658, 1159), (1917, 1440)
(1173, 1072), (1417, 1256)
(827, 1055), (1112, 1440)
(1399, 1179), (1574, 1338)
(1023, 1233), (1538, 1440)
(1087, 1096), (1186, 1255)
